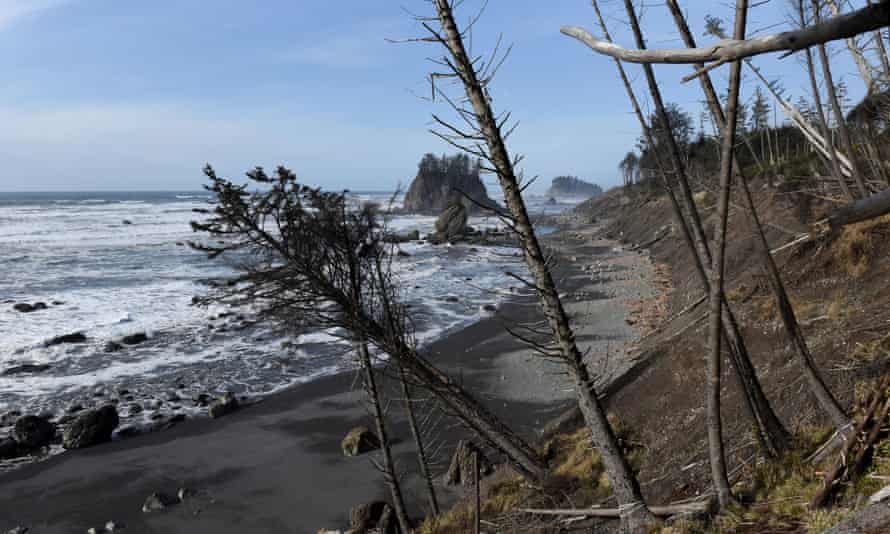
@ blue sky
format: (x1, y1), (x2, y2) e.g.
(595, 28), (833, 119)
(0, 0), (869, 192)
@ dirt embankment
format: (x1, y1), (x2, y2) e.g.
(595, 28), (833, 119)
(574, 182), (890, 508)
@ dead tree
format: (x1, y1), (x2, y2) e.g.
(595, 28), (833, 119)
(667, 0), (852, 439)
(562, 1), (890, 67)
(418, 2), (658, 530)
(811, 0), (870, 198)
(190, 166), (546, 482)
(825, 0), (878, 92)
(586, 0), (790, 458)
(398, 362), (440, 515)
(794, 0), (854, 200)
(358, 344), (412, 533)
(623, 0), (792, 457)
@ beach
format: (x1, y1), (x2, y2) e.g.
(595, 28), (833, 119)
(0, 216), (663, 534)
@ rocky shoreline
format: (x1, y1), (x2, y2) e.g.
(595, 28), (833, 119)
(0, 212), (665, 534)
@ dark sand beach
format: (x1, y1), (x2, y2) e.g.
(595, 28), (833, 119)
(0, 223), (661, 534)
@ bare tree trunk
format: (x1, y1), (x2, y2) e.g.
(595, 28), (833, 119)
(825, 0), (877, 92)
(621, 0), (790, 458)
(798, 0), (854, 200)
(358, 343), (411, 534)
(668, 0), (851, 435)
(870, 0), (890, 81)
(430, 2), (658, 530)
(398, 363), (439, 516)
(704, 0), (750, 507)
(812, 0), (870, 198)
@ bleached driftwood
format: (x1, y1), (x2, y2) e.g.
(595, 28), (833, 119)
(561, 1), (890, 65)
(517, 499), (713, 518)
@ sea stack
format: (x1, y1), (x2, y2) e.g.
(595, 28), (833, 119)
(545, 176), (603, 198)
(403, 153), (500, 213)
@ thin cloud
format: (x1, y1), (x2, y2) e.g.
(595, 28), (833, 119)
(0, 0), (69, 31)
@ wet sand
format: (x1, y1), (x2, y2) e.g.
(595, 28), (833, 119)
(0, 222), (661, 534)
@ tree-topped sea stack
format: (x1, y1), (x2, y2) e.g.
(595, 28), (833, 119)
(546, 176), (603, 198)
(403, 153), (500, 213)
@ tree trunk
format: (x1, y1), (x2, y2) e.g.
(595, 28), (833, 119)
(812, 0), (870, 198)
(398, 363), (439, 516)
(621, 0), (790, 458)
(357, 343), (411, 534)
(825, 0), (877, 92)
(668, 0), (851, 435)
(704, 0), (750, 507)
(431, 2), (658, 530)
(827, 186), (890, 229)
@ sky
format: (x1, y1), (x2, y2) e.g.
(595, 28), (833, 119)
(0, 0), (871, 193)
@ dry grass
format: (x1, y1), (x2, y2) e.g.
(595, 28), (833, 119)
(832, 214), (890, 278)
(851, 331), (890, 363)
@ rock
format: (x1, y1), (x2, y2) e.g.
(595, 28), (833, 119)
(63, 405), (119, 449)
(547, 196), (558, 205)
(383, 229), (420, 243)
(396, 249), (411, 258)
(5, 527), (28, 534)
(104, 341), (124, 353)
(0, 438), (20, 460)
(434, 202), (468, 240)
(12, 302), (47, 313)
(142, 492), (178, 512)
(350, 501), (388, 531)
(545, 176), (603, 198)
(444, 440), (492, 486)
(2, 363), (51, 376)
(193, 393), (212, 407)
(67, 404), (84, 414)
(481, 304), (497, 313)
(177, 487), (195, 501)
(341, 426), (380, 457)
(1, 410), (21, 425)
(122, 219), (132, 225)
(13, 415), (56, 449)
(403, 153), (500, 214)
(444, 295), (459, 303)
(87, 528), (99, 534)
(128, 403), (142, 414)
(45, 332), (87, 347)
(208, 392), (239, 419)
(121, 332), (148, 345)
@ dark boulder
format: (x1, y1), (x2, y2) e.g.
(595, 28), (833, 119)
(434, 202), (468, 240)
(2, 364), (51, 376)
(104, 341), (124, 353)
(383, 229), (420, 244)
(121, 333), (148, 345)
(208, 392), (239, 419)
(63, 405), (119, 449)
(12, 302), (47, 313)
(13, 416), (55, 449)
(444, 440), (492, 486)
(45, 332), (87, 347)
(341, 426), (380, 457)
(0, 438), (20, 460)
(142, 492), (178, 513)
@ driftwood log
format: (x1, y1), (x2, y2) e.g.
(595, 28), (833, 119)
(561, 1), (890, 65)
(811, 377), (890, 509)
(517, 498), (714, 518)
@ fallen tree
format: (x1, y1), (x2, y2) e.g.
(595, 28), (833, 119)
(561, 1), (890, 67)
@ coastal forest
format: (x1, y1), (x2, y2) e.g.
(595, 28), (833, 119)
(200, 0), (890, 533)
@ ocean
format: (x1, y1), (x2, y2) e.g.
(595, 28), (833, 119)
(0, 190), (577, 448)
